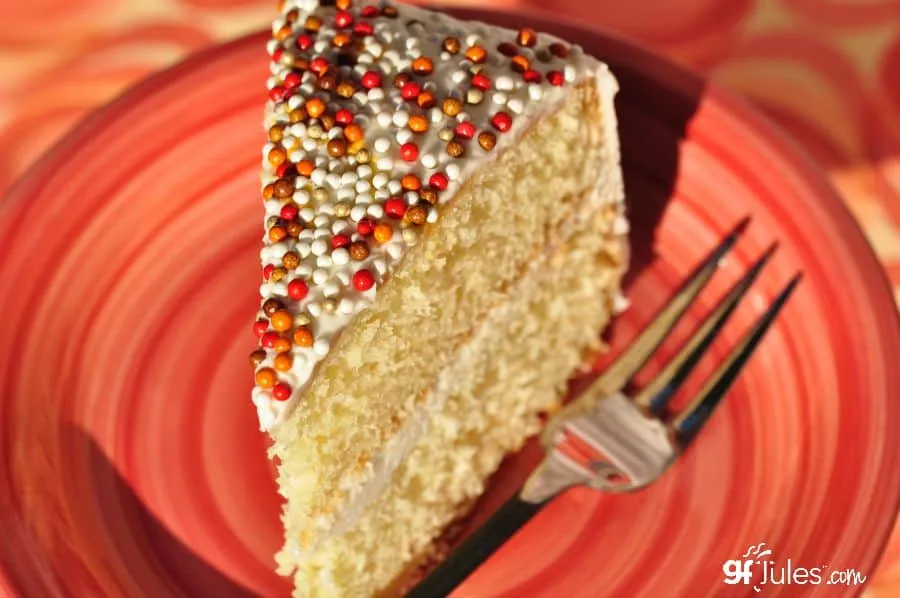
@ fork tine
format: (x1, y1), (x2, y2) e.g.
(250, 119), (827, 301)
(633, 244), (777, 414)
(673, 274), (802, 446)
(593, 218), (750, 394)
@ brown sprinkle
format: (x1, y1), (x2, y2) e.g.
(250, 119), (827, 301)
(411, 56), (434, 75)
(420, 188), (438, 205)
(327, 138), (348, 158)
(549, 42), (569, 58)
(318, 74), (337, 91)
(443, 36), (461, 54)
(478, 131), (497, 151)
(273, 179), (294, 198)
(249, 349), (267, 367)
(382, 5), (398, 18)
(394, 72), (411, 88)
(517, 28), (537, 47)
(441, 97), (463, 117)
(447, 140), (465, 158)
(282, 252), (300, 269)
(497, 42), (518, 56)
(406, 205), (427, 225)
(263, 298), (284, 317)
(464, 45), (487, 63)
(408, 115), (429, 133)
(349, 241), (370, 260)
(286, 221), (303, 237)
(292, 56), (310, 71)
(321, 114), (336, 131)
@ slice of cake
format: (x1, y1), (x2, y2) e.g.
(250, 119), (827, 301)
(250, 1), (628, 595)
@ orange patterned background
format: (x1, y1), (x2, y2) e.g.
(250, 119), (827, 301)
(1, 0), (899, 594)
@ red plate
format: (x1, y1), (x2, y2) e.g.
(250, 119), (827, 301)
(1, 8), (898, 598)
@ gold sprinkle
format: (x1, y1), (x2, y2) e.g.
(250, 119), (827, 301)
(478, 131), (497, 151)
(446, 140), (465, 158)
(442, 97), (463, 117)
(517, 28), (537, 47)
(442, 36), (460, 54)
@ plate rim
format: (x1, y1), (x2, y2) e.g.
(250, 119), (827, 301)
(2, 6), (899, 595)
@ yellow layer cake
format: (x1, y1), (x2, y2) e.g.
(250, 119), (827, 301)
(250, 1), (627, 595)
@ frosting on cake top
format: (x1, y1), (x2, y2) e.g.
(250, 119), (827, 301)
(251, 0), (603, 431)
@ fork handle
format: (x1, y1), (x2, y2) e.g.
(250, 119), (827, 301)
(406, 494), (547, 597)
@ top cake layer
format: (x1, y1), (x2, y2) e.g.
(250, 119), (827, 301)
(250, 0), (611, 430)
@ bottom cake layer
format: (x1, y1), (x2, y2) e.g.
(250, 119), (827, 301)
(282, 189), (628, 596)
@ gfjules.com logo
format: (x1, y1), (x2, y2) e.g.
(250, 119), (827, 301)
(723, 542), (867, 592)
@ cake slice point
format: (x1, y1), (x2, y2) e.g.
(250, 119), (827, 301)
(251, 2), (627, 595)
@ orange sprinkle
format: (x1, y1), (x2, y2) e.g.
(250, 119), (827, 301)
(294, 327), (314, 347)
(263, 183), (276, 200)
(408, 115), (429, 133)
(465, 45), (486, 63)
(268, 125), (285, 143)
(268, 147), (287, 167)
(269, 226), (287, 243)
(333, 32), (352, 48)
(411, 56), (434, 75)
(274, 353), (293, 372)
(374, 223), (393, 244)
(344, 124), (364, 143)
(275, 25), (292, 41)
(273, 337), (292, 353)
(417, 91), (436, 109)
(401, 174), (421, 191)
(305, 98), (326, 118)
(255, 368), (277, 389)
(297, 159), (315, 176)
(270, 310), (293, 332)
(511, 55), (530, 73)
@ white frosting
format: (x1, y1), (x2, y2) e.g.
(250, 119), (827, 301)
(254, 0), (613, 431)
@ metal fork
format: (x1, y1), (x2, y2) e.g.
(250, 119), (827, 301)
(408, 219), (801, 597)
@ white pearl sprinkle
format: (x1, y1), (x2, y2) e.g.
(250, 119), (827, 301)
(529, 85), (544, 101)
(293, 190), (310, 205)
(377, 112), (392, 127)
(388, 180), (402, 194)
(297, 264), (313, 278)
(373, 173), (389, 189)
(313, 214), (329, 229)
(427, 208), (439, 223)
(404, 191), (419, 204)
(336, 271), (351, 286)
(312, 269), (328, 285)
(313, 228), (330, 239)
(319, 203), (335, 216)
(374, 189), (390, 201)
(350, 205), (367, 222)
(311, 168), (326, 186)
(429, 107), (444, 123)
(492, 92), (508, 105)
(323, 282), (340, 297)
(270, 282), (288, 296)
(372, 258), (387, 275)
(332, 221), (351, 235)
(356, 192), (373, 205)
(507, 98), (524, 114)
(376, 157), (394, 172)
(299, 229), (315, 241)
(307, 301), (322, 317)
(392, 111), (409, 127)
(368, 88), (385, 102)
(367, 204), (385, 219)
(299, 207), (315, 222)
(421, 153), (437, 169)
(317, 254), (333, 268)
(326, 173), (342, 189)
(341, 172), (359, 187)
(302, 138), (317, 152)
(357, 165), (373, 179)
(288, 150), (305, 163)
(565, 65), (577, 81)
(396, 129), (413, 144)
(402, 228), (418, 245)
(446, 163), (461, 181)
(338, 298), (355, 314)
(313, 339), (330, 356)
(337, 188), (355, 202)
(387, 243), (403, 260)
(355, 180), (371, 193)
(450, 70), (466, 84)
(264, 199), (281, 216)
(311, 239), (328, 256)
(374, 138), (391, 153)
(332, 248), (350, 265)
(496, 76), (514, 91)
(287, 95), (304, 110)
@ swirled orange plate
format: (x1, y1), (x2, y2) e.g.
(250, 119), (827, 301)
(1, 8), (899, 598)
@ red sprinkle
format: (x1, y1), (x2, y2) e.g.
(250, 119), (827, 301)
(353, 269), (376, 291)
(361, 5), (379, 17)
(269, 86), (286, 102)
(261, 331), (280, 348)
(491, 112), (513, 132)
(524, 70), (542, 83)
(272, 382), (292, 401)
(272, 48), (284, 63)
(332, 234), (351, 249)
(335, 109), (354, 125)
(357, 218), (375, 236)
(275, 162), (295, 178)
(385, 198), (407, 218)
(429, 172), (449, 190)
(280, 205), (298, 220)
(548, 71), (565, 86)
(334, 10), (353, 28)
(310, 57), (329, 76)
(471, 73), (491, 90)
(497, 42), (518, 56)
(253, 319), (269, 337)
(287, 279), (309, 300)
(361, 71), (382, 89)
(263, 264), (275, 280)
(354, 21), (374, 36)
(455, 121), (476, 139)
(400, 142), (419, 161)
(296, 35), (313, 51)
(283, 72), (302, 89)
(401, 81), (421, 101)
